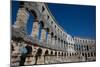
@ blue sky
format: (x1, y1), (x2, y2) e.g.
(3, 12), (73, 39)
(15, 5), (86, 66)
(12, 1), (96, 39)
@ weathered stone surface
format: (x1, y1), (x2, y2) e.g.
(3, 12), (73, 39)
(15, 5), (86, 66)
(11, 1), (96, 66)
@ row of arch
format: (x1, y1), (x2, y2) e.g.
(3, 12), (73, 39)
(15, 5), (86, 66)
(13, 1), (95, 54)
(74, 44), (90, 51)
(13, 2), (71, 51)
(36, 48), (96, 58)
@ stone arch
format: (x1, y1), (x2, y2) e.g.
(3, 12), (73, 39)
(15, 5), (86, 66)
(55, 51), (57, 56)
(47, 27), (50, 33)
(91, 52), (93, 57)
(39, 21), (45, 28)
(64, 52), (66, 56)
(61, 39), (63, 48)
(82, 53), (84, 56)
(55, 36), (57, 40)
(26, 2), (41, 21)
(58, 52), (60, 56)
(44, 50), (49, 56)
(50, 51), (53, 56)
(26, 8), (41, 36)
(74, 53), (76, 56)
(58, 38), (60, 42)
(36, 48), (42, 56)
(25, 9), (37, 35)
(88, 53), (90, 57)
(70, 53), (71, 56)
(29, 9), (38, 19)
(85, 53), (87, 60)
(62, 52), (63, 56)
(87, 45), (89, 51)
(51, 32), (54, 37)
(64, 41), (65, 44)
(38, 21), (46, 41)
(34, 48), (42, 64)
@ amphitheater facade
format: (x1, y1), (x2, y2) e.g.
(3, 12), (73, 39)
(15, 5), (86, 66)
(11, 1), (96, 66)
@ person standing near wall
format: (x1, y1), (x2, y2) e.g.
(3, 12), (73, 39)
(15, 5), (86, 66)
(19, 42), (27, 66)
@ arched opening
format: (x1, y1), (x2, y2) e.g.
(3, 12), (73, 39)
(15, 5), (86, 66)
(45, 28), (49, 43)
(70, 53), (71, 56)
(75, 53), (76, 56)
(47, 28), (50, 33)
(30, 9), (37, 19)
(26, 8), (39, 35)
(91, 52), (93, 57)
(82, 53), (84, 56)
(58, 52), (60, 56)
(85, 53), (87, 60)
(55, 51), (57, 56)
(44, 50), (49, 63)
(12, 1), (20, 25)
(62, 52), (63, 56)
(78, 45), (80, 50)
(26, 10), (35, 35)
(87, 46), (89, 51)
(51, 32), (54, 38)
(55, 36), (57, 40)
(88, 53), (90, 57)
(58, 38), (60, 47)
(64, 41), (66, 48)
(38, 21), (44, 41)
(36, 48), (42, 57)
(51, 32), (54, 45)
(50, 51), (53, 56)
(35, 48), (42, 64)
(64, 53), (66, 56)
(46, 28), (50, 40)
(44, 50), (49, 56)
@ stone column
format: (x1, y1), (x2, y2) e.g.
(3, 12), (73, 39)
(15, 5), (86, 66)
(31, 19), (39, 42)
(14, 8), (29, 29)
(60, 40), (62, 49)
(55, 37), (56, 45)
(40, 28), (46, 44)
(63, 42), (65, 50)
(55, 38), (58, 49)
(65, 43), (67, 51)
(62, 41), (64, 49)
(47, 33), (51, 45)
(52, 36), (55, 46)
(59, 39), (61, 49)
(58, 39), (61, 49)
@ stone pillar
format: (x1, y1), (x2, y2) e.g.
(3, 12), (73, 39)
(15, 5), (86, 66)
(63, 42), (65, 51)
(58, 39), (60, 49)
(47, 33), (51, 45)
(62, 41), (64, 49)
(31, 19), (39, 41)
(55, 38), (58, 49)
(52, 37), (55, 46)
(55, 37), (56, 45)
(65, 43), (67, 51)
(40, 28), (46, 44)
(59, 39), (61, 49)
(60, 40), (62, 49)
(14, 8), (29, 29)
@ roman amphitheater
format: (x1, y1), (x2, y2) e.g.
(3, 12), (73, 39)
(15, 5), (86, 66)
(11, 1), (96, 66)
